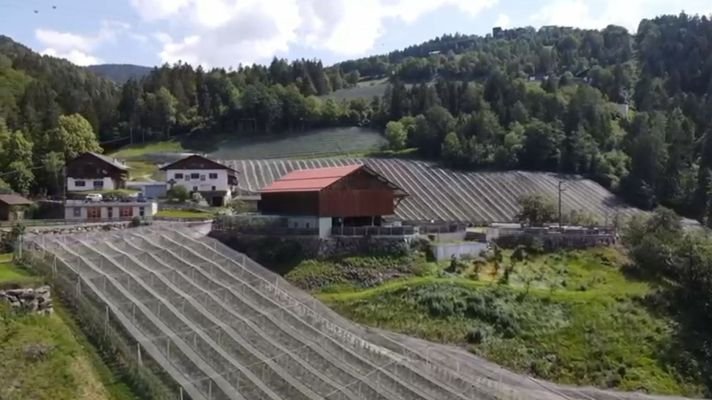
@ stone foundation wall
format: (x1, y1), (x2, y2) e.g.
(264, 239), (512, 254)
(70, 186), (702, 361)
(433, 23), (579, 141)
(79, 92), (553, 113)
(0, 286), (53, 315)
(209, 231), (411, 263)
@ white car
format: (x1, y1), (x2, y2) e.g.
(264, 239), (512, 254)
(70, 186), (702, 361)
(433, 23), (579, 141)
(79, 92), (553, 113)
(85, 193), (103, 202)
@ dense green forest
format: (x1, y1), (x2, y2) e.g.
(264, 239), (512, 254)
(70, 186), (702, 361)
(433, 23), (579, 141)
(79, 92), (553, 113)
(2, 13), (712, 224)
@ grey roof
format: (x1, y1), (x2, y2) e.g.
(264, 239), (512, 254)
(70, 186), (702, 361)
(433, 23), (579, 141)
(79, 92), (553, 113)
(0, 193), (32, 206)
(89, 152), (129, 171)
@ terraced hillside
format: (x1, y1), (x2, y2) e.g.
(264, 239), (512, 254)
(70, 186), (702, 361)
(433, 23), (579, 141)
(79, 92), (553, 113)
(228, 158), (639, 223)
(22, 226), (694, 400)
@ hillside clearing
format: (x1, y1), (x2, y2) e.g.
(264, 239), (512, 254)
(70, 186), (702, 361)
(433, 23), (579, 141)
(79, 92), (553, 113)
(296, 248), (705, 396)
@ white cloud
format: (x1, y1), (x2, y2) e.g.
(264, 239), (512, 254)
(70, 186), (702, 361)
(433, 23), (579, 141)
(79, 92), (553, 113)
(35, 20), (132, 65)
(42, 48), (102, 65)
(130, 0), (497, 67)
(531, 0), (712, 32)
(494, 13), (510, 28)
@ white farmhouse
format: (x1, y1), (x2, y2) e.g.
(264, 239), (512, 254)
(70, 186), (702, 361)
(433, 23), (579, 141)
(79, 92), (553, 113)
(65, 152), (129, 192)
(160, 154), (238, 206)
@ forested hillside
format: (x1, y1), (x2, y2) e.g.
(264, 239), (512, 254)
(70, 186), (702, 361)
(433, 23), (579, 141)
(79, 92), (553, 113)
(87, 64), (152, 84)
(2, 14), (712, 224)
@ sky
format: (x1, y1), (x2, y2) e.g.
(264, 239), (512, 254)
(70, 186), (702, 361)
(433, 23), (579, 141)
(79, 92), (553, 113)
(1, 0), (711, 68)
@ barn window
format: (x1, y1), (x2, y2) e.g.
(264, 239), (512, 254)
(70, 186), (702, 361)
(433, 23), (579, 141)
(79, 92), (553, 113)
(75, 180), (86, 187)
(174, 173), (184, 179)
(209, 173), (218, 179)
(73, 207), (81, 217)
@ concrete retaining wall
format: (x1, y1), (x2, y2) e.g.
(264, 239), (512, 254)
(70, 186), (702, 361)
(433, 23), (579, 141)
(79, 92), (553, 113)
(431, 242), (488, 261)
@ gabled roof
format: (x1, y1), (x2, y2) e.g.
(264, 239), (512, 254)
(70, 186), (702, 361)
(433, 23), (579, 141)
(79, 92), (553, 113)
(159, 154), (237, 172)
(261, 164), (407, 197)
(85, 152), (129, 171)
(0, 193), (32, 206)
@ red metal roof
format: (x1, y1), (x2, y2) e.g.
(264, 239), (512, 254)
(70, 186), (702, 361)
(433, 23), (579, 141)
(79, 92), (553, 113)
(261, 165), (362, 193)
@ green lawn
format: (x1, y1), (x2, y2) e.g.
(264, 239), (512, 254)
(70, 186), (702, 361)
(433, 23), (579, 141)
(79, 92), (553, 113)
(306, 248), (705, 396)
(109, 140), (185, 159)
(0, 254), (135, 400)
(125, 161), (163, 182)
(155, 209), (215, 219)
(0, 253), (42, 287)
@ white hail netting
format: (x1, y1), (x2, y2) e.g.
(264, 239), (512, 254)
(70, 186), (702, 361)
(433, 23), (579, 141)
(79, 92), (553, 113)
(22, 226), (695, 400)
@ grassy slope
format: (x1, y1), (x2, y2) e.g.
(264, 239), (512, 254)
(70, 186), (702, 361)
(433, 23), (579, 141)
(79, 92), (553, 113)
(303, 248), (703, 396)
(154, 209), (215, 219)
(110, 140), (185, 159)
(0, 254), (134, 400)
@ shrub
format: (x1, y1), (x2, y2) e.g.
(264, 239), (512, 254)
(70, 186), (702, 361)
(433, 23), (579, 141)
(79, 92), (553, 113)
(130, 216), (141, 227)
(466, 328), (485, 344)
(166, 186), (189, 203)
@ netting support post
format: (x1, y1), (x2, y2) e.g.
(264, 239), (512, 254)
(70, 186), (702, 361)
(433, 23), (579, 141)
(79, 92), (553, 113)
(137, 343), (142, 367)
(208, 380), (213, 400)
(132, 303), (136, 323)
(179, 387), (184, 400)
(104, 305), (109, 337)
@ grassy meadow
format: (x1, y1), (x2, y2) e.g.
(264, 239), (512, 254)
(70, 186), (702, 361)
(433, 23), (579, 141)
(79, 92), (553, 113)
(283, 248), (704, 396)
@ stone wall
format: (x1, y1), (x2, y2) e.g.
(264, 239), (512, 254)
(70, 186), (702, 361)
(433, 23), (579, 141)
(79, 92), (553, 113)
(209, 231), (411, 264)
(0, 286), (53, 315)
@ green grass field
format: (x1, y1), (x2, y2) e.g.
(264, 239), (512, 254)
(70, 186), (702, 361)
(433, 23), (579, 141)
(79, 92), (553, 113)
(296, 248), (705, 396)
(0, 254), (135, 400)
(155, 209), (216, 219)
(110, 140), (185, 159)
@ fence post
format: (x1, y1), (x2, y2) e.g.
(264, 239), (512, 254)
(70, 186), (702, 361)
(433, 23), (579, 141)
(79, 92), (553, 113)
(104, 305), (109, 337)
(137, 343), (142, 367)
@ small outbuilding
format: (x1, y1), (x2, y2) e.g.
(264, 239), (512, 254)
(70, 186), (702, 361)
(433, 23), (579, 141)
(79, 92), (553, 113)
(0, 194), (33, 221)
(259, 164), (407, 237)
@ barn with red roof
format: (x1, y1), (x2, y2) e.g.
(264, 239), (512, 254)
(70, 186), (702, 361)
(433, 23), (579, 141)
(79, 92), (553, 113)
(259, 164), (407, 237)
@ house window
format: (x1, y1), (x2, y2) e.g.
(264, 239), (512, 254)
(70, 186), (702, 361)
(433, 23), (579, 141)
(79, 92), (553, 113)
(119, 207), (133, 218)
(93, 180), (104, 189)
(211, 186), (216, 191)
(185, 175), (191, 181)
(75, 180), (86, 187)
(139, 207), (145, 217)
(107, 207), (113, 219)
(200, 175), (206, 181)
(190, 173), (199, 179)
(174, 173), (184, 179)
(73, 207), (81, 217)
(87, 207), (101, 220)
(209, 173), (218, 179)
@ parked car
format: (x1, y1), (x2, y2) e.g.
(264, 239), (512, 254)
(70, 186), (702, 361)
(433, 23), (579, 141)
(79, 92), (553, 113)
(85, 193), (102, 202)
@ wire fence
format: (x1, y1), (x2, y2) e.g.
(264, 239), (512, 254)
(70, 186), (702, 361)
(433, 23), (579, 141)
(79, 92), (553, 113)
(18, 226), (566, 400)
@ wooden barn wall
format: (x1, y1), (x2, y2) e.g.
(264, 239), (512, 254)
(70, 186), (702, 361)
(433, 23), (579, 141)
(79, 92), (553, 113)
(318, 190), (394, 217)
(258, 192), (319, 215)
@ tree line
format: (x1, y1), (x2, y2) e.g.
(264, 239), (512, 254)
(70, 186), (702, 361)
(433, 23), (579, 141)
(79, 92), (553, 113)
(2, 14), (712, 226)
